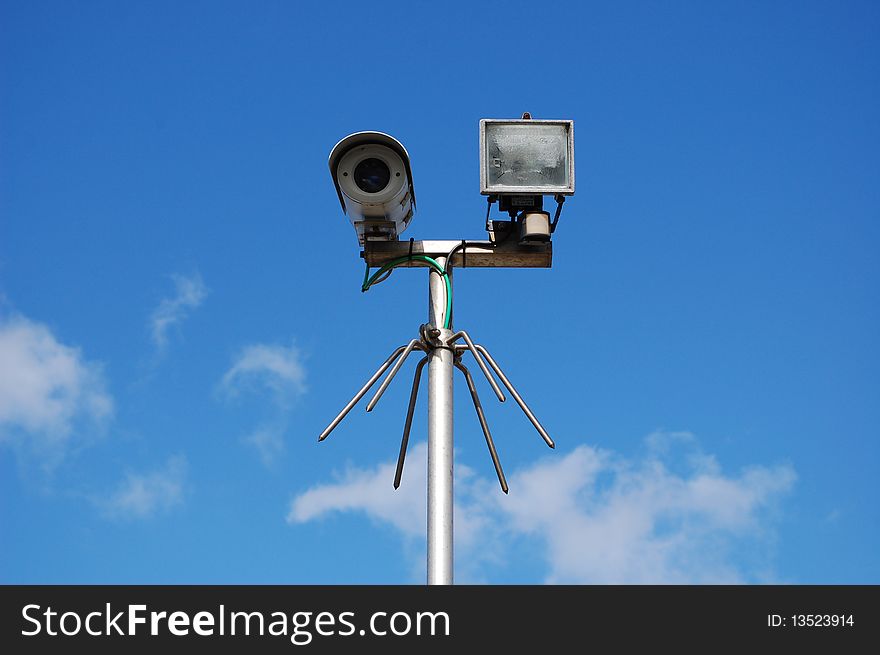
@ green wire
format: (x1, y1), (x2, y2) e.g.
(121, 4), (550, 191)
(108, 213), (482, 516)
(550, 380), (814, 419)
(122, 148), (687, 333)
(361, 255), (452, 329)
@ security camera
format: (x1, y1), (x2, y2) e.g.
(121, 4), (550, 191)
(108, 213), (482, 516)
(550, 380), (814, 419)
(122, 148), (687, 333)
(329, 131), (416, 246)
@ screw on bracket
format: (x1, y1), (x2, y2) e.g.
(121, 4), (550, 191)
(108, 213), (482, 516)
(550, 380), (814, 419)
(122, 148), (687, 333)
(419, 323), (444, 348)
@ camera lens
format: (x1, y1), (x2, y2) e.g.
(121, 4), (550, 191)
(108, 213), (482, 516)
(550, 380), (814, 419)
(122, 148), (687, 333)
(354, 158), (391, 194)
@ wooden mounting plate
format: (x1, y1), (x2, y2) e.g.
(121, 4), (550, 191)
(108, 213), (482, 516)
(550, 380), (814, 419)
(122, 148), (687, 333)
(362, 239), (552, 268)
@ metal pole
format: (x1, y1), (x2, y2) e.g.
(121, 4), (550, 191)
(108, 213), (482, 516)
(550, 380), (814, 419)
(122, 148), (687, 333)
(427, 257), (453, 585)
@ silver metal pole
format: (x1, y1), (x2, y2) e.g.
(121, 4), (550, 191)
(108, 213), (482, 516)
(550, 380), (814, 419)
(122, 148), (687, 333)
(427, 257), (453, 585)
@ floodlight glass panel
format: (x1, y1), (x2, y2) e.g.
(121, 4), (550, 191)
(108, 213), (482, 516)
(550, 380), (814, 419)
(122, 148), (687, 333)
(481, 120), (574, 195)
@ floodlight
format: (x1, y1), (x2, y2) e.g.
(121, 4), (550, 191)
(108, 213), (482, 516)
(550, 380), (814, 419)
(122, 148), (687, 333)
(479, 119), (574, 197)
(478, 118), (574, 244)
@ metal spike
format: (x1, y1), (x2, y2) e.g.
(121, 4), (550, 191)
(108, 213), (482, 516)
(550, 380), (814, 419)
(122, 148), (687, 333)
(455, 360), (508, 493)
(318, 345), (407, 442)
(394, 356), (430, 489)
(366, 339), (424, 412)
(474, 344), (554, 449)
(448, 330), (505, 402)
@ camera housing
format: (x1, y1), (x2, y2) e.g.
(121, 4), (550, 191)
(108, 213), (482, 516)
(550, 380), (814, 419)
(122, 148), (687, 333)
(329, 131), (416, 245)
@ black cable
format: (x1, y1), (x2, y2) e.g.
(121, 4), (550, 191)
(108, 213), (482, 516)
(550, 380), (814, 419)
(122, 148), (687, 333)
(439, 204), (520, 328)
(550, 195), (565, 233)
(446, 209), (519, 272)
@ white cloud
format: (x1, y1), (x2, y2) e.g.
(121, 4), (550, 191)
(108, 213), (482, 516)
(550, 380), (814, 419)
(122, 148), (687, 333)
(288, 433), (796, 584)
(494, 444), (794, 583)
(220, 341), (307, 467)
(150, 273), (207, 350)
(221, 342), (307, 407)
(243, 424), (286, 467)
(0, 314), (113, 461)
(290, 443), (430, 537)
(101, 455), (187, 519)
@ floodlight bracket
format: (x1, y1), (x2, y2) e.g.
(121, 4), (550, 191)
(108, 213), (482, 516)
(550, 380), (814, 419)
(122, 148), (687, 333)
(498, 194), (544, 215)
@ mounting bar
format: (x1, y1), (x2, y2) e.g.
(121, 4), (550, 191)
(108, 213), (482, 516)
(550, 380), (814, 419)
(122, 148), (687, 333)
(363, 239), (552, 268)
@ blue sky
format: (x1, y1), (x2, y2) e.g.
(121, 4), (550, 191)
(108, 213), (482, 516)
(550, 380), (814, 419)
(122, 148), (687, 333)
(1, 0), (877, 584)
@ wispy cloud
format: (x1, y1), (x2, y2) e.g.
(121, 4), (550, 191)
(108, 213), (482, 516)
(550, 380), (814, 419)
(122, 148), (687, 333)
(243, 424), (286, 468)
(290, 443), (433, 538)
(0, 313), (113, 464)
(221, 342), (307, 406)
(100, 455), (187, 520)
(150, 273), (207, 350)
(288, 433), (796, 583)
(220, 341), (307, 466)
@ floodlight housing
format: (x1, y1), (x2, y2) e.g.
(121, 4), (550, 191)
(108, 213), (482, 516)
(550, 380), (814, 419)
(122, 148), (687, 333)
(479, 119), (575, 197)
